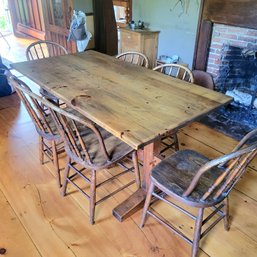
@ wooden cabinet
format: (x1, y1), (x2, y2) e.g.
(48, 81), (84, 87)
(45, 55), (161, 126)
(119, 27), (159, 68)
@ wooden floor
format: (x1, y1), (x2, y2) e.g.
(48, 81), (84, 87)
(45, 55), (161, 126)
(1, 96), (257, 257)
(1, 36), (257, 257)
(0, 33), (36, 63)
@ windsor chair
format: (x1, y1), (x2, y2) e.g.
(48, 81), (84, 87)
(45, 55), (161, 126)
(140, 128), (257, 257)
(8, 76), (64, 187)
(153, 63), (194, 154)
(26, 40), (68, 104)
(46, 97), (141, 224)
(116, 51), (149, 68)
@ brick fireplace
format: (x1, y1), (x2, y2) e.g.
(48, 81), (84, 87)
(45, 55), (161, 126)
(193, 0), (257, 140)
(200, 24), (257, 139)
(207, 24), (257, 79)
(207, 24), (257, 106)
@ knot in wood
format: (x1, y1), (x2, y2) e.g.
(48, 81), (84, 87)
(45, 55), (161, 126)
(0, 248), (7, 255)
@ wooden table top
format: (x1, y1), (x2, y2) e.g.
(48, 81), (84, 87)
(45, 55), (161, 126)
(12, 51), (232, 149)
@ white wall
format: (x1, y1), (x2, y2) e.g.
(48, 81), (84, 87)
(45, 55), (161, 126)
(132, 0), (201, 67)
(74, 0), (93, 13)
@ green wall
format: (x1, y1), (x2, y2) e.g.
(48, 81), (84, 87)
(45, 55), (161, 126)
(133, 0), (201, 67)
(74, 0), (93, 13)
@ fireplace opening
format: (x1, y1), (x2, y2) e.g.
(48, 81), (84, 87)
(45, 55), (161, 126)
(200, 24), (257, 140)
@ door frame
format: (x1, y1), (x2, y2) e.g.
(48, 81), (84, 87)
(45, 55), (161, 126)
(8, 0), (45, 40)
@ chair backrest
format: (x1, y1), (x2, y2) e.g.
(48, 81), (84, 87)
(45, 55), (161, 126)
(153, 64), (194, 83)
(8, 76), (57, 138)
(26, 40), (68, 61)
(183, 128), (257, 201)
(13, 86), (113, 169)
(116, 51), (149, 68)
(46, 100), (114, 170)
(192, 70), (214, 90)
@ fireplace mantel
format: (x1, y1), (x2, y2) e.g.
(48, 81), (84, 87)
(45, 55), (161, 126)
(193, 0), (257, 70)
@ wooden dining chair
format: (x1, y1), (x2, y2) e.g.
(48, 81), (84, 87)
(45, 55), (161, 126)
(153, 63), (194, 83)
(140, 128), (257, 257)
(153, 63), (194, 155)
(192, 70), (214, 90)
(42, 98), (141, 224)
(116, 51), (149, 68)
(26, 40), (68, 61)
(8, 76), (64, 187)
(26, 40), (68, 104)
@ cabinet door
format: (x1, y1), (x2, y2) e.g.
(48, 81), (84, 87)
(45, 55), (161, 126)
(143, 34), (159, 68)
(120, 31), (141, 53)
(42, 0), (76, 53)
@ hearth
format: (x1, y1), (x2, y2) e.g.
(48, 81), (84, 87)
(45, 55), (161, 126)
(200, 24), (257, 140)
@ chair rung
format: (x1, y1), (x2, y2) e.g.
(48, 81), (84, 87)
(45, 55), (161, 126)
(117, 161), (132, 170)
(42, 141), (52, 151)
(66, 177), (90, 199)
(201, 215), (224, 239)
(43, 149), (53, 162)
(160, 145), (176, 154)
(69, 165), (90, 183)
(96, 180), (135, 205)
(43, 147), (52, 156)
(202, 203), (225, 226)
(147, 208), (193, 245)
(152, 192), (196, 220)
(96, 168), (133, 188)
(70, 163), (87, 173)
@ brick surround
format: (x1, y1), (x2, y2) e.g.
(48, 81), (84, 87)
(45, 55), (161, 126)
(207, 24), (257, 80)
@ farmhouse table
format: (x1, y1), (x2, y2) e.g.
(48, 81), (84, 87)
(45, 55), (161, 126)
(12, 50), (232, 221)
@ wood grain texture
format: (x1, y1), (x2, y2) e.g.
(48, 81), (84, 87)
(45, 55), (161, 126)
(119, 27), (160, 68)
(0, 189), (41, 257)
(193, 20), (213, 70)
(93, 0), (118, 55)
(0, 95), (194, 257)
(202, 0), (257, 30)
(1, 87), (257, 256)
(12, 51), (232, 150)
(194, 0), (257, 70)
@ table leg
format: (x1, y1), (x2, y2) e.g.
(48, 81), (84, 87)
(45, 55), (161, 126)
(112, 141), (161, 222)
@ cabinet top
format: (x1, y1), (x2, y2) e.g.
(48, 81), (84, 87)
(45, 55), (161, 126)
(119, 27), (160, 34)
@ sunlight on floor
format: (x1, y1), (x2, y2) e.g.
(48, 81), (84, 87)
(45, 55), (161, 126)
(0, 33), (36, 63)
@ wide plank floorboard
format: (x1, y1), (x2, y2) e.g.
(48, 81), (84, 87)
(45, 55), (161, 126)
(0, 189), (41, 257)
(0, 78), (257, 256)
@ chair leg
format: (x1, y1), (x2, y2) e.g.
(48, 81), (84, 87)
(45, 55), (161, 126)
(61, 157), (71, 197)
(52, 141), (61, 187)
(160, 132), (179, 155)
(192, 208), (204, 257)
(89, 170), (96, 225)
(39, 136), (44, 164)
(140, 181), (155, 228)
(223, 197), (230, 231)
(132, 151), (141, 188)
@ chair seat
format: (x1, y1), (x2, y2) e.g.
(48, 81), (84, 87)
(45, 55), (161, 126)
(151, 150), (225, 206)
(76, 127), (133, 169)
(41, 105), (132, 168)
